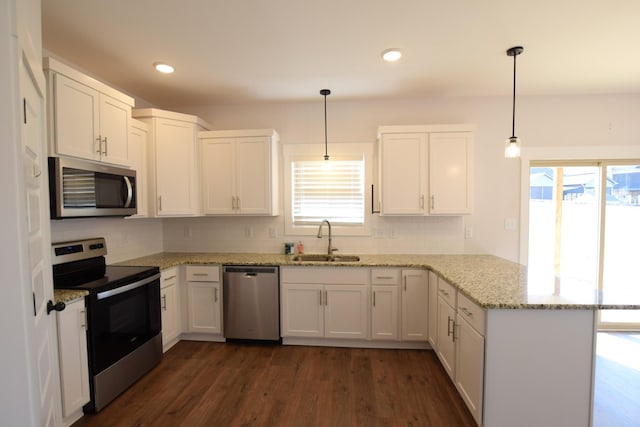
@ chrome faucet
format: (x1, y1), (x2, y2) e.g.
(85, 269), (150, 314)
(317, 219), (337, 255)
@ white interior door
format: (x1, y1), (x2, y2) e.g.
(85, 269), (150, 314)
(21, 52), (62, 426)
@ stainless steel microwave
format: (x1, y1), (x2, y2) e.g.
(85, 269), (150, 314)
(48, 157), (137, 219)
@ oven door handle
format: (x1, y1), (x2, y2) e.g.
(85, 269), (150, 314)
(96, 273), (161, 300)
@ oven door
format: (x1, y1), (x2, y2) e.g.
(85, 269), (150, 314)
(87, 273), (161, 375)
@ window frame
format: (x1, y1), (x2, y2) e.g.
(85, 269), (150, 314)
(283, 142), (373, 237)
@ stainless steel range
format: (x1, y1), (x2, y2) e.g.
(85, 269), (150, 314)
(52, 237), (162, 412)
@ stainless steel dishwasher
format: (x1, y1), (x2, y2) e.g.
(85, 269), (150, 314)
(222, 266), (280, 341)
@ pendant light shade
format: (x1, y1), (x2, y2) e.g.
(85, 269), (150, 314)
(505, 46), (524, 158)
(320, 89), (331, 160)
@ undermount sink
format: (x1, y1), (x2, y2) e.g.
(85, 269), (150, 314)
(292, 254), (360, 262)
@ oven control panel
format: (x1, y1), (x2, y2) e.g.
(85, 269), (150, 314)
(51, 237), (107, 265)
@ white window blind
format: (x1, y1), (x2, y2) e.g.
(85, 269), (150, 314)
(291, 159), (365, 225)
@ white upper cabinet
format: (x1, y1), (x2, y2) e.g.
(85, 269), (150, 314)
(199, 129), (279, 216)
(127, 119), (148, 217)
(429, 132), (473, 214)
(132, 108), (212, 217)
(378, 125), (474, 216)
(44, 57), (134, 166)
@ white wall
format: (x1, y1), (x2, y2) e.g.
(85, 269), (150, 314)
(165, 94), (640, 262)
(50, 218), (163, 263)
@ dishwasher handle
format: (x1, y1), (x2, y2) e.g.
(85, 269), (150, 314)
(223, 266), (278, 275)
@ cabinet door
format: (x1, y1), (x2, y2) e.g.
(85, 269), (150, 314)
(371, 285), (398, 340)
(380, 133), (427, 215)
(98, 94), (130, 166)
(428, 132), (473, 214)
(455, 316), (485, 425)
(56, 299), (90, 418)
(53, 73), (100, 161)
(187, 282), (222, 334)
(235, 136), (272, 214)
(201, 138), (235, 214)
(128, 121), (148, 217)
(436, 297), (456, 380)
(161, 282), (181, 350)
(155, 118), (199, 216)
(280, 283), (324, 337)
(427, 271), (439, 347)
(324, 285), (369, 339)
(401, 270), (428, 340)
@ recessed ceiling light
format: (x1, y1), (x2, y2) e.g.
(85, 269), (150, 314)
(153, 62), (175, 74)
(382, 48), (402, 62)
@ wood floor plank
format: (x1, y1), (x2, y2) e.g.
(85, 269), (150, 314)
(73, 341), (477, 427)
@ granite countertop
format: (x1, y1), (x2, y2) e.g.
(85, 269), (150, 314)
(54, 289), (89, 305)
(115, 252), (640, 311)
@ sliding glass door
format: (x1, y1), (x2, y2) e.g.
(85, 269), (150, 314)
(528, 161), (640, 330)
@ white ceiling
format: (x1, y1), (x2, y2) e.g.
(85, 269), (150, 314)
(42, 0), (640, 107)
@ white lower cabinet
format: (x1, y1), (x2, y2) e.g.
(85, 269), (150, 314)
(435, 275), (485, 425)
(427, 270), (438, 346)
(56, 298), (90, 426)
(160, 268), (181, 352)
(401, 269), (429, 341)
(280, 267), (369, 340)
(185, 265), (223, 336)
(371, 269), (400, 340)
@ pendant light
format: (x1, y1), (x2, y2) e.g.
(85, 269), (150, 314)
(505, 46), (524, 158)
(320, 89), (331, 160)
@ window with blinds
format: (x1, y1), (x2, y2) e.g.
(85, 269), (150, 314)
(291, 159), (365, 225)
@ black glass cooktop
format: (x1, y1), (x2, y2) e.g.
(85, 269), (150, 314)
(54, 264), (159, 294)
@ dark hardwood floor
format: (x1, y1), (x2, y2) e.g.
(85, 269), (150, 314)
(74, 341), (477, 427)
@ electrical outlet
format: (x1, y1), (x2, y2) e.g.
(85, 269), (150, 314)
(374, 229), (385, 239)
(269, 227), (277, 238)
(504, 218), (517, 231)
(465, 226), (473, 239)
(245, 226), (254, 238)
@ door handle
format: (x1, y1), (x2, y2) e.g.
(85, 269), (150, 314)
(46, 300), (66, 315)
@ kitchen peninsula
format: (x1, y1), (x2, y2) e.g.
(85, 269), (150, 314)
(113, 252), (639, 427)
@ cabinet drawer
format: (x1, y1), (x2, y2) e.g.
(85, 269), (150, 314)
(281, 267), (369, 285)
(437, 277), (456, 307)
(186, 265), (220, 282)
(371, 269), (400, 285)
(161, 267), (178, 289)
(457, 292), (485, 335)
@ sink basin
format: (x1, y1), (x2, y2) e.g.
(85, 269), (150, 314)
(292, 254), (360, 262)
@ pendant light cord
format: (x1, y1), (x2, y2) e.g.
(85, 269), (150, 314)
(321, 89), (330, 160)
(511, 51), (517, 139)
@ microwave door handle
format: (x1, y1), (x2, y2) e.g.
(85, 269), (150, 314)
(123, 176), (133, 208)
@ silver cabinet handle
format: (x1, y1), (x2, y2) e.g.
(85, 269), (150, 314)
(447, 316), (453, 337)
(375, 276), (394, 280)
(460, 307), (473, 317)
(420, 194), (425, 209)
(103, 136), (108, 156)
(431, 195), (435, 210)
(372, 291), (376, 307)
(214, 287), (218, 303)
(319, 289), (322, 305)
(324, 290), (328, 306)
(192, 273), (208, 277)
(158, 195), (162, 211)
(236, 196), (241, 210)
(95, 136), (102, 153)
(439, 289), (449, 297)
(403, 276), (407, 291)
(163, 275), (176, 281)
(161, 294), (167, 310)
(80, 309), (87, 329)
